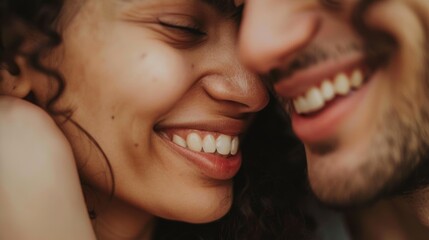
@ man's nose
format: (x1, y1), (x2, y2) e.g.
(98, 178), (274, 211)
(238, 0), (321, 74)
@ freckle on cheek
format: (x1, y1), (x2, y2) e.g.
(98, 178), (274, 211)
(111, 115), (115, 120)
(141, 53), (147, 59)
(134, 143), (139, 148)
(191, 64), (195, 69)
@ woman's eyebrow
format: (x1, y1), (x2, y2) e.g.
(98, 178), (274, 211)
(117, 0), (239, 19)
(119, 0), (236, 13)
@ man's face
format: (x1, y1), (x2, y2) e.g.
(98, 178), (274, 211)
(239, 0), (429, 206)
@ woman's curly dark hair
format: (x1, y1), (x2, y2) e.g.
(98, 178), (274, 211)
(1, 0), (310, 239)
(221, 99), (310, 240)
(1, 0), (65, 110)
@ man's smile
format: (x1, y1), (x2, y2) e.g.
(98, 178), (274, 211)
(290, 67), (366, 114)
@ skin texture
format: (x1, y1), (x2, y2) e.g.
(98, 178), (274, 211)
(0, 0), (268, 239)
(0, 97), (96, 239)
(238, 0), (429, 223)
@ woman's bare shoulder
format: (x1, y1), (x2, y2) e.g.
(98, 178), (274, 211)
(0, 96), (64, 139)
(0, 96), (74, 167)
(0, 95), (74, 172)
(0, 96), (96, 239)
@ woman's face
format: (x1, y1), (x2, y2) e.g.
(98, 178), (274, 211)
(31, 0), (268, 223)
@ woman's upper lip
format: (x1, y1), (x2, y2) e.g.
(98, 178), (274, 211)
(274, 53), (365, 98)
(154, 118), (248, 136)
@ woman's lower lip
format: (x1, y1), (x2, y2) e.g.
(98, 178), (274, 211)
(158, 134), (242, 180)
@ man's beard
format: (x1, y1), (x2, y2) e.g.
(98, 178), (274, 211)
(380, 26), (429, 198)
(312, 36), (429, 209)
(303, 0), (429, 208)
(362, 97), (429, 201)
(346, 0), (429, 205)
(270, 0), (429, 207)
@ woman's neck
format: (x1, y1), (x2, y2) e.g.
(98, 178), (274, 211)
(89, 195), (157, 240)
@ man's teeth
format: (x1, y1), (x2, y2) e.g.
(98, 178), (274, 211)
(293, 69), (364, 114)
(171, 133), (239, 156)
(334, 73), (350, 95)
(350, 69), (364, 87)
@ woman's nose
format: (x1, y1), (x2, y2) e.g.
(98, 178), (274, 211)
(238, 0), (321, 74)
(202, 64), (269, 114)
(200, 22), (269, 114)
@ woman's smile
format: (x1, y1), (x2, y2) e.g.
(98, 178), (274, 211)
(155, 119), (247, 180)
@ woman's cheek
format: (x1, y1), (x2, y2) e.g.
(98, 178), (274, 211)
(122, 48), (192, 116)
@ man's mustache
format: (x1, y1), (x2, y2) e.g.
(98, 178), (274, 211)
(268, 0), (397, 85)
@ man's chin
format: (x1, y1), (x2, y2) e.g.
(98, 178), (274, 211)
(308, 171), (380, 209)
(306, 149), (429, 209)
(305, 143), (393, 209)
(309, 180), (385, 210)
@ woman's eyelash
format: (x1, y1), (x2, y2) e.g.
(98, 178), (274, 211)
(158, 21), (206, 36)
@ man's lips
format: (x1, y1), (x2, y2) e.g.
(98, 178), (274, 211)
(292, 66), (377, 144)
(274, 53), (368, 115)
(291, 80), (371, 144)
(273, 53), (374, 143)
(290, 67), (368, 114)
(274, 52), (364, 98)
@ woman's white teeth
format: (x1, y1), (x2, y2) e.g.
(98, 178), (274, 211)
(293, 68), (365, 114)
(216, 135), (232, 155)
(202, 135), (216, 153)
(187, 133), (203, 152)
(172, 133), (239, 156)
(231, 137), (239, 155)
(172, 135), (187, 148)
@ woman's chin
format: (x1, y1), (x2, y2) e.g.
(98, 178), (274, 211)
(163, 196), (232, 224)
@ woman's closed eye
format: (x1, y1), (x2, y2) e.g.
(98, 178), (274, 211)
(158, 20), (206, 36)
(157, 15), (207, 47)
